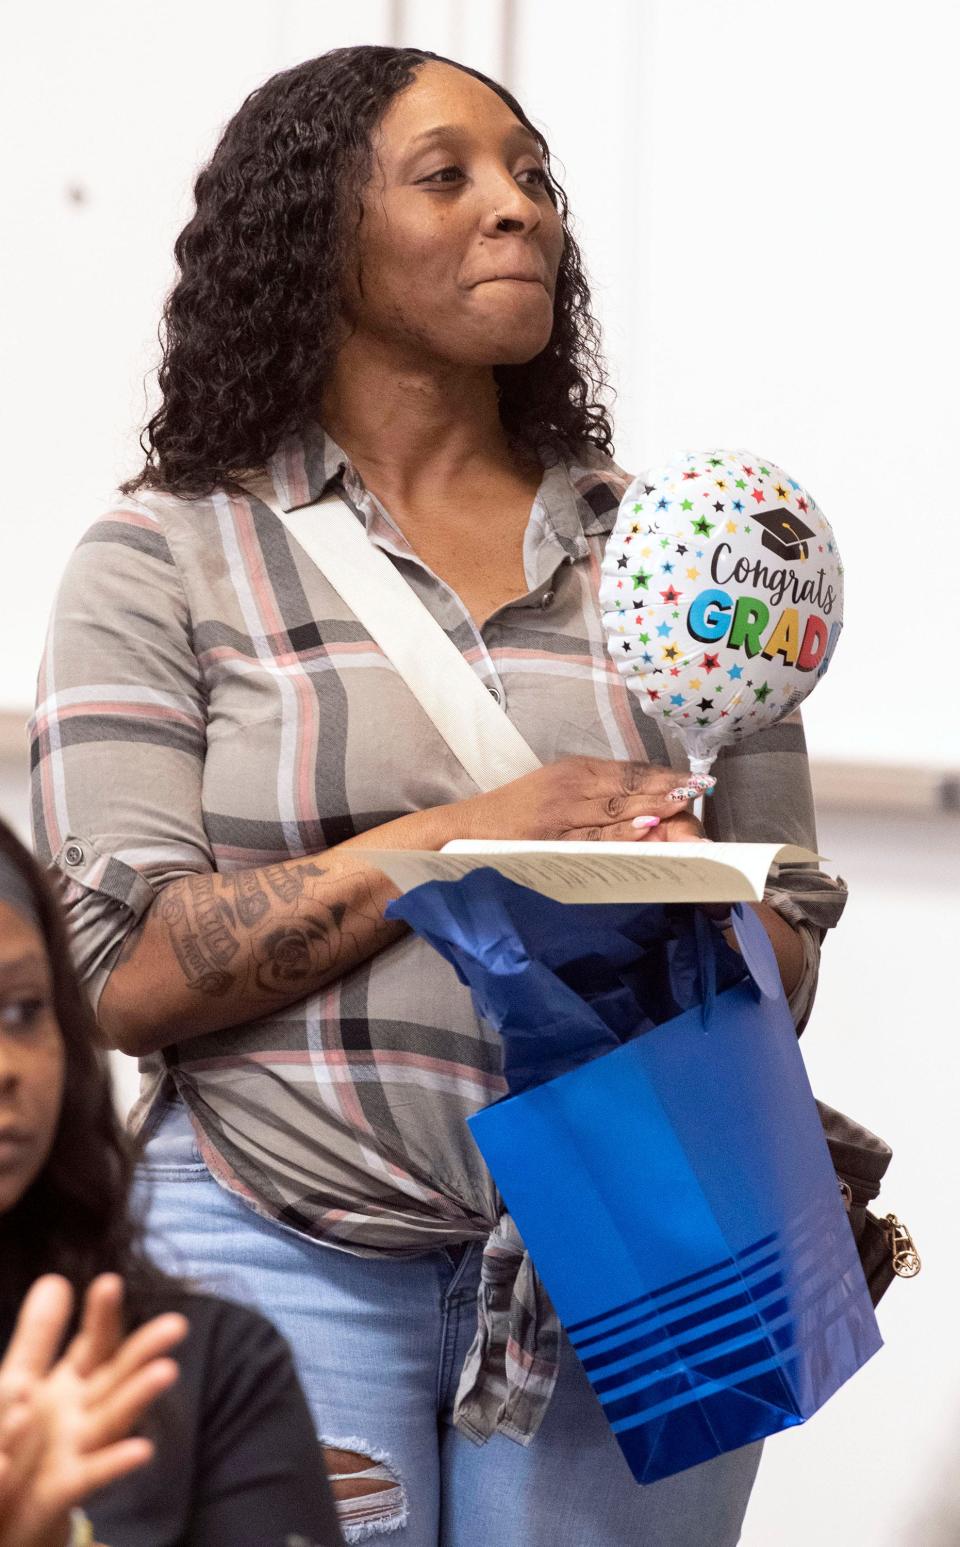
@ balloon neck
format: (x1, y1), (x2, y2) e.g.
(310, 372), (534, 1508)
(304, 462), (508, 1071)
(688, 755), (715, 776)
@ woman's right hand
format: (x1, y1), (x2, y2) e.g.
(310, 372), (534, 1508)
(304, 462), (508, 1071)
(0, 1274), (187, 1547)
(450, 757), (713, 843)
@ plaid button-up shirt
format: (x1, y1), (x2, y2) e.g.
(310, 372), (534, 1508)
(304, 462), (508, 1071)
(30, 423), (846, 1441)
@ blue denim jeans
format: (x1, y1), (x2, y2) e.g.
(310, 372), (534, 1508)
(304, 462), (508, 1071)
(133, 1102), (760, 1546)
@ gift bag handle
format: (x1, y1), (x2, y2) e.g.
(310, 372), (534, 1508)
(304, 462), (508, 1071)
(696, 901), (783, 1031)
(730, 903), (783, 1001)
(693, 906), (719, 1029)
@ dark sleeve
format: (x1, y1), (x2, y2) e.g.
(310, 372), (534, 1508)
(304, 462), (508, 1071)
(186, 1299), (343, 1547)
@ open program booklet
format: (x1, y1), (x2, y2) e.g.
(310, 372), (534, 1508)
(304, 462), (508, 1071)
(359, 841), (822, 906)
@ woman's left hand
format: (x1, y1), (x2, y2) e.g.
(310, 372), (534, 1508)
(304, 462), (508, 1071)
(649, 809), (707, 843)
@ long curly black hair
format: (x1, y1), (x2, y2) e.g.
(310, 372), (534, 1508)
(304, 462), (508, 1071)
(124, 45), (614, 499)
(0, 820), (170, 1331)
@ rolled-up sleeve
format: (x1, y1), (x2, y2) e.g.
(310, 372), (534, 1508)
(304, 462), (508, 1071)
(30, 498), (211, 1009)
(704, 710), (846, 1032)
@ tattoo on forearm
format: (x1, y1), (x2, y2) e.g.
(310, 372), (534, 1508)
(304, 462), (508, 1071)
(264, 865), (304, 904)
(153, 859), (393, 1004)
(253, 917), (332, 994)
(159, 876), (240, 997)
(263, 861), (328, 905)
(233, 868), (269, 926)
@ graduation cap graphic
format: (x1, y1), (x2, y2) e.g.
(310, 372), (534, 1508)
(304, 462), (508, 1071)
(753, 506), (815, 562)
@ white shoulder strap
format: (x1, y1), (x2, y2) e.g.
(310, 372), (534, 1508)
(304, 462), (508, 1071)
(241, 473), (542, 793)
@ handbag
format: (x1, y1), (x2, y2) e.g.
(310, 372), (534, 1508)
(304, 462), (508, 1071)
(815, 1102), (919, 1303)
(240, 471), (919, 1305)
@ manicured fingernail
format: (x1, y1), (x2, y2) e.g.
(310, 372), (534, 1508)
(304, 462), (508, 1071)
(632, 815), (660, 829)
(668, 786), (698, 801)
(690, 775), (717, 792)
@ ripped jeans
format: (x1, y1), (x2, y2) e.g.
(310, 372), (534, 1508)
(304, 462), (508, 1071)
(133, 1102), (761, 1546)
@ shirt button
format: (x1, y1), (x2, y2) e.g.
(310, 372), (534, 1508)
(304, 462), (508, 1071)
(64, 843), (84, 867)
(541, 590), (556, 609)
(487, 685), (503, 705)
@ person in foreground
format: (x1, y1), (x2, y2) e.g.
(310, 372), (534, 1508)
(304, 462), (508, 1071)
(32, 44), (847, 1546)
(0, 820), (343, 1546)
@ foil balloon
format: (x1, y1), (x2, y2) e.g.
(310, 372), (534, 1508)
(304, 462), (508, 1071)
(600, 450), (843, 774)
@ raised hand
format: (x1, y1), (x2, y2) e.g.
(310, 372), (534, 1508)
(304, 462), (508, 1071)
(0, 1274), (187, 1547)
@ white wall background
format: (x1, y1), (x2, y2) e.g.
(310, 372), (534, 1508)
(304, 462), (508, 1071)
(510, 0), (960, 770)
(2, 2), (959, 1542)
(3, 0), (957, 764)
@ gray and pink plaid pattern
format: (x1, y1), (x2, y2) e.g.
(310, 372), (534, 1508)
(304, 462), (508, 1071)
(30, 424), (846, 1441)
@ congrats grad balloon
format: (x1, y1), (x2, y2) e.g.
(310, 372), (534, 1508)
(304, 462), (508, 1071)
(599, 450), (843, 774)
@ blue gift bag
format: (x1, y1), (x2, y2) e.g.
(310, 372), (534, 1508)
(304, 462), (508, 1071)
(388, 873), (881, 1483)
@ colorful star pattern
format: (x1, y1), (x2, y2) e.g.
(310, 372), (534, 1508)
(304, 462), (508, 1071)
(597, 447), (843, 768)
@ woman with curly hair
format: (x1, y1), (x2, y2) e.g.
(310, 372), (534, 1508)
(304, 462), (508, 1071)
(31, 43), (845, 1545)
